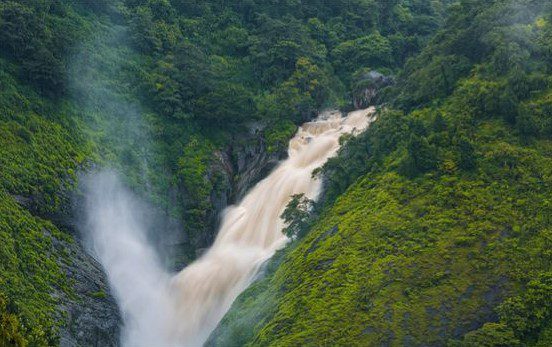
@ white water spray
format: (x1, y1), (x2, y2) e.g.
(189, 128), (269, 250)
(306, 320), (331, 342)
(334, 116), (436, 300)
(82, 172), (175, 346)
(83, 107), (375, 346)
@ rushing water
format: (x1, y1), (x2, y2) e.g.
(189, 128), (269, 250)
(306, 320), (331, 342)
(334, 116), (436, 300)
(83, 107), (375, 346)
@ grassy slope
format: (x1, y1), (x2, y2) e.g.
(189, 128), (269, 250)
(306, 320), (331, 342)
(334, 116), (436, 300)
(253, 132), (551, 346)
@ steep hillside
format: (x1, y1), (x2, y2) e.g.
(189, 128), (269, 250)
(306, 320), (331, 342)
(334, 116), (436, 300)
(210, 1), (552, 346)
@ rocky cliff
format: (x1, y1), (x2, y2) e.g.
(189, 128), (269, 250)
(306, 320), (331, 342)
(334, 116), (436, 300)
(163, 128), (289, 270)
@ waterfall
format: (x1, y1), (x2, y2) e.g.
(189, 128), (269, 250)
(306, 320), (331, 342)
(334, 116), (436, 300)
(83, 107), (375, 346)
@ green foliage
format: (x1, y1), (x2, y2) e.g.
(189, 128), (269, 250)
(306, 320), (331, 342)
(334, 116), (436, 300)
(0, 1), (90, 96)
(0, 59), (89, 214)
(398, 134), (437, 177)
(281, 194), (315, 240)
(518, 90), (552, 139)
(125, 0), (442, 126)
(452, 323), (520, 347)
(0, 294), (26, 347)
(0, 190), (72, 346)
(195, 82), (255, 126)
(331, 32), (393, 81)
(258, 57), (334, 122)
(398, 54), (471, 108)
(91, 290), (108, 300)
(498, 274), (552, 341)
(264, 120), (297, 154)
(0, 58), (85, 344)
(177, 136), (214, 202)
(393, 0), (551, 111)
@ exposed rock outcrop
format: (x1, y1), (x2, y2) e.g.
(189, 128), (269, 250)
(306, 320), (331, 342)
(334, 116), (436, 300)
(167, 129), (288, 269)
(57, 237), (121, 347)
(352, 70), (393, 108)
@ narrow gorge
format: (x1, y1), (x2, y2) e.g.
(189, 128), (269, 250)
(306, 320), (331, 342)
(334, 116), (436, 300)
(83, 108), (374, 346)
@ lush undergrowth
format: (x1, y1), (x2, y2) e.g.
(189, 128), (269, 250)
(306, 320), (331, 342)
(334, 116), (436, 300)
(211, 1), (552, 345)
(0, 191), (74, 346)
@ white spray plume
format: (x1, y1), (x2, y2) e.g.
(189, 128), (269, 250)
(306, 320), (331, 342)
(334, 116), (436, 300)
(82, 171), (174, 346)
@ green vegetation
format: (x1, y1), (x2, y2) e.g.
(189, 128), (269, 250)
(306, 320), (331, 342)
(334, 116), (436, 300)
(0, 293), (26, 347)
(0, 56), (87, 345)
(280, 194), (315, 240)
(264, 120), (297, 154)
(211, 1), (552, 346)
(2, 0), (551, 345)
(0, 189), (73, 346)
(0, 0), (445, 343)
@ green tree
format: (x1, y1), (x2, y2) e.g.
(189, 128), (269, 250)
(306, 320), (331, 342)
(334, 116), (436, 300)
(281, 194), (314, 239)
(195, 83), (256, 126)
(331, 32), (393, 80)
(399, 133), (437, 177)
(457, 137), (476, 170)
(0, 294), (26, 347)
(454, 323), (520, 347)
(498, 274), (552, 341)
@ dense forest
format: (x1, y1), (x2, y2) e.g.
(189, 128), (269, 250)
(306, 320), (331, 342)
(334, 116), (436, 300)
(0, 0), (551, 346)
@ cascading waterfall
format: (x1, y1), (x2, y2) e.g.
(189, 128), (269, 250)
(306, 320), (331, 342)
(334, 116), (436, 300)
(83, 107), (375, 346)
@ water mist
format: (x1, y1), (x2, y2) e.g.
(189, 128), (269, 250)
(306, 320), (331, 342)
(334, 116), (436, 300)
(82, 107), (374, 346)
(81, 171), (174, 346)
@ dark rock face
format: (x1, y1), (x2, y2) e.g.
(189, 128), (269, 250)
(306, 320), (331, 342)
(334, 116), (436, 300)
(164, 131), (288, 270)
(352, 70), (393, 108)
(55, 236), (121, 347)
(210, 135), (286, 241)
(231, 136), (285, 201)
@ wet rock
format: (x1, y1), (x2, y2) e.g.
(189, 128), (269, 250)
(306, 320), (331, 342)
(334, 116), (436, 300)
(352, 70), (393, 108)
(54, 235), (120, 347)
(231, 136), (285, 201)
(176, 131), (287, 264)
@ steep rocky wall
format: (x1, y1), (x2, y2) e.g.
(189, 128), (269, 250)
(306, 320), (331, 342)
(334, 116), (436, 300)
(164, 132), (288, 269)
(57, 238), (120, 347)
